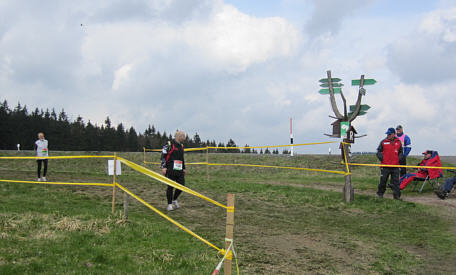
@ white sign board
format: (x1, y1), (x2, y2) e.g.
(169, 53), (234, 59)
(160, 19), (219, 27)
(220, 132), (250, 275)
(108, 160), (122, 175)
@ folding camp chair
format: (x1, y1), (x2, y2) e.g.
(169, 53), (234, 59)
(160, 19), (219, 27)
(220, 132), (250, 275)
(412, 174), (442, 193)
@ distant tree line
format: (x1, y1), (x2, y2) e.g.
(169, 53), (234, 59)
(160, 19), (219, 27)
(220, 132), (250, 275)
(0, 100), (291, 154)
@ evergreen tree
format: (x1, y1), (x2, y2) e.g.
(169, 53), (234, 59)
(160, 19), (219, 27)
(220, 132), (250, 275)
(217, 142), (226, 153)
(226, 138), (240, 153)
(84, 121), (99, 150)
(116, 123), (127, 151)
(193, 133), (202, 147)
(0, 99), (240, 153)
(127, 127), (139, 151)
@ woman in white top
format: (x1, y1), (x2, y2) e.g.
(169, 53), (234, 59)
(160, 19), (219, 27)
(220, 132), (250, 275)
(35, 132), (49, 181)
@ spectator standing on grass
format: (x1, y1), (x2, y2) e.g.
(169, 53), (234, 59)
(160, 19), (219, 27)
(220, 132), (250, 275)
(376, 127), (404, 200)
(161, 131), (186, 211)
(395, 125), (411, 177)
(35, 132), (48, 182)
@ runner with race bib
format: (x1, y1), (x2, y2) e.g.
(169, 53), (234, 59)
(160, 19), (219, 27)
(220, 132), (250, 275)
(160, 131), (187, 211)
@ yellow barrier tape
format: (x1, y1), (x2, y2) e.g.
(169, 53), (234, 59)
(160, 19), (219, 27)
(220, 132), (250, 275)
(0, 179), (113, 187)
(207, 162), (346, 175)
(347, 162), (456, 170)
(115, 182), (223, 252)
(144, 160), (345, 175)
(219, 249), (233, 260)
(185, 147), (209, 152)
(207, 141), (337, 150)
(186, 162), (210, 165)
(144, 148), (208, 152)
(227, 206), (235, 213)
(143, 140), (338, 152)
(143, 161), (207, 165)
(0, 155), (115, 160)
(117, 157), (229, 209)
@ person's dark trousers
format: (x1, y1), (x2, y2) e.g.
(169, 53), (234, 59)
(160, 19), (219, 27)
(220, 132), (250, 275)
(377, 167), (401, 199)
(37, 159), (48, 178)
(399, 158), (407, 177)
(442, 176), (456, 193)
(166, 172), (185, 204)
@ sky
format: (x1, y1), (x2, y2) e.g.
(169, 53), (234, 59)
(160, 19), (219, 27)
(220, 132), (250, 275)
(1, 0), (456, 155)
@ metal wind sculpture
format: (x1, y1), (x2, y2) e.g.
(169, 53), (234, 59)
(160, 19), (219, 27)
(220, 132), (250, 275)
(318, 70), (376, 202)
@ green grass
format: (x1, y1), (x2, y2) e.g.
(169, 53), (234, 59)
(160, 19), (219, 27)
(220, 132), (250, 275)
(1, 150), (456, 274)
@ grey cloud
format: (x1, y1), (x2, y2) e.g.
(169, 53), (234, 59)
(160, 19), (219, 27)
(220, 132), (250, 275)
(386, 34), (456, 84)
(305, 0), (375, 37)
(0, 2), (86, 95)
(88, 0), (215, 24)
(5, 0), (455, 155)
(160, 0), (215, 24)
(89, 0), (154, 23)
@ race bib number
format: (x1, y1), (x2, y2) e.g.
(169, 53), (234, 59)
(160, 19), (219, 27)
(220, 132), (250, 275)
(173, 160), (183, 171)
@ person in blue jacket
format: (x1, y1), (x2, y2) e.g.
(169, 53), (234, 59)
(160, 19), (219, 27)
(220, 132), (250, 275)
(435, 174), (456, 200)
(395, 125), (411, 177)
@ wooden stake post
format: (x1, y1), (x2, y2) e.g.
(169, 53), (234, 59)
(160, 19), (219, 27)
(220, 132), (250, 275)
(206, 148), (209, 183)
(341, 143), (354, 202)
(123, 192), (129, 220)
(224, 194), (235, 275)
(112, 153), (117, 214)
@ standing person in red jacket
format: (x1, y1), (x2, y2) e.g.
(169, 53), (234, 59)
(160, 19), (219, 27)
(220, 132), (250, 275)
(376, 127), (404, 200)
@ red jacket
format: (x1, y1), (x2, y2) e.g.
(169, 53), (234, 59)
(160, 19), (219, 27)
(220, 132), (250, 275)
(418, 151), (443, 179)
(376, 137), (404, 166)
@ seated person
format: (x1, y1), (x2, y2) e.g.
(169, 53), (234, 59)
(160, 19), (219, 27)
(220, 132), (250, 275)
(435, 174), (456, 200)
(399, 150), (443, 190)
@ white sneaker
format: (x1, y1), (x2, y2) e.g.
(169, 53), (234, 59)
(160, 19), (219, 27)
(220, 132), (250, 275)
(172, 200), (180, 209)
(37, 178), (41, 182)
(41, 177), (47, 182)
(167, 204), (175, 211)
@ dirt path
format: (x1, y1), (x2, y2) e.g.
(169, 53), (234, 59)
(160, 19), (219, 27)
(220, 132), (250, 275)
(305, 183), (456, 209)
(254, 179), (456, 209)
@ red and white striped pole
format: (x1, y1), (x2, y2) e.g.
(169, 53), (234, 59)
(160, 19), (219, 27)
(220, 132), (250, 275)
(290, 117), (294, 156)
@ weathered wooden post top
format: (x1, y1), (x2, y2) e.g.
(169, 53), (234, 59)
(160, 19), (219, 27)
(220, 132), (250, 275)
(318, 70), (376, 202)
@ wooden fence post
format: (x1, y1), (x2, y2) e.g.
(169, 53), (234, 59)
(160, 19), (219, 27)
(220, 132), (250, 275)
(342, 143), (354, 202)
(206, 147), (209, 184)
(123, 192), (129, 220)
(143, 147), (146, 165)
(112, 153), (117, 214)
(224, 193), (235, 275)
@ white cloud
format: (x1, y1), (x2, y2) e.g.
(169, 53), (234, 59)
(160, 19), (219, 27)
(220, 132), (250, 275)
(182, 4), (301, 73)
(387, 6), (456, 84)
(112, 64), (133, 91)
(420, 7), (456, 42)
(1, 0), (456, 155)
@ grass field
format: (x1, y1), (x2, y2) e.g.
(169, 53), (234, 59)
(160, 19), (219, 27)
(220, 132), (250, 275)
(1, 150), (456, 274)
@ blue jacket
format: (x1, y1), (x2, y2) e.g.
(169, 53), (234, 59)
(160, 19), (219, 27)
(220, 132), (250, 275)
(396, 133), (411, 157)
